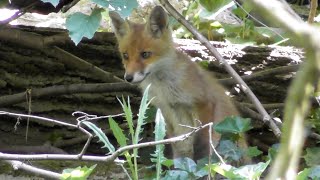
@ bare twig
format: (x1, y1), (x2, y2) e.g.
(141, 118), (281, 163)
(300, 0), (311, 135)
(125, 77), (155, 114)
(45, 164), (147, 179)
(159, 0), (281, 138)
(0, 123), (212, 162)
(0, 82), (139, 107)
(4, 160), (62, 179)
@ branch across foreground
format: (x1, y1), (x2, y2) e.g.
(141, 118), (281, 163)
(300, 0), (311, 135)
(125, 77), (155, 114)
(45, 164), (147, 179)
(247, 0), (320, 179)
(159, 0), (282, 138)
(0, 111), (211, 179)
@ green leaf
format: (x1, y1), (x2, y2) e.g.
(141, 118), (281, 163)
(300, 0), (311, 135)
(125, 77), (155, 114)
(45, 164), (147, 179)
(304, 147), (320, 166)
(134, 84), (153, 144)
(62, 164), (96, 180)
(246, 146), (263, 158)
(214, 116), (252, 134)
(109, 117), (127, 147)
(151, 109), (166, 180)
(92, 0), (138, 17)
(174, 157), (197, 173)
(163, 170), (189, 180)
(40, 0), (59, 7)
(217, 140), (243, 161)
(199, 0), (232, 12)
(82, 121), (115, 153)
(162, 159), (174, 168)
(233, 160), (270, 179)
(209, 161), (270, 179)
(297, 168), (312, 180)
(308, 166), (320, 179)
(66, 8), (103, 45)
(267, 144), (280, 161)
(209, 163), (239, 179)
(117, 96), (134, 141)
(232, 1), (253, 19)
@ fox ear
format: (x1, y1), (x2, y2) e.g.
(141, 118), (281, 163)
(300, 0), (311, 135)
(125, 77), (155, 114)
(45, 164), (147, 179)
(148, 6), (169, 38)
(109, 11), (128, 38)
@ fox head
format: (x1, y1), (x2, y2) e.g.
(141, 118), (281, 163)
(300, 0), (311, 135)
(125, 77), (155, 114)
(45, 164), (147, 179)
(109, 6), (174, 83)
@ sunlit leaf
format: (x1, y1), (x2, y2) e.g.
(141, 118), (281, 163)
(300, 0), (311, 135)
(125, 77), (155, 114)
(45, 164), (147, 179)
(66, 8), (103, 45)
(62, 164), (97, 180)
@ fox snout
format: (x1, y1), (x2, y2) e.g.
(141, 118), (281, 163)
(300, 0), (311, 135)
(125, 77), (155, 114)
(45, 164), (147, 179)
(124, 71), (150, 83)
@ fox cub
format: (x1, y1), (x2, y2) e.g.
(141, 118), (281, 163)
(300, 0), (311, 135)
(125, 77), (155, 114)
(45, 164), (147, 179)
(110, 6), (244, 160)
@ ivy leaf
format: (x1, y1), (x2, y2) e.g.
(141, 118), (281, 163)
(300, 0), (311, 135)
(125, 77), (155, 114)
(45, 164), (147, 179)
(174, 157), (197, 173)
(246, 146), (263, 158)
(40, 0), (59, 7)
(304, 147), (320, 166)
(163, 170), (189, 180)
(214, 116), (252, 134)
(66, 8), (103, 45)
(217, 140), (243, 161)
(233, 161), (270, 179)
(92, 0), (138, 17)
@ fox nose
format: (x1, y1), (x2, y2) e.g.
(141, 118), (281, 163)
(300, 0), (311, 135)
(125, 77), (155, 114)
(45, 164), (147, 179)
(124, 74), (133, 82)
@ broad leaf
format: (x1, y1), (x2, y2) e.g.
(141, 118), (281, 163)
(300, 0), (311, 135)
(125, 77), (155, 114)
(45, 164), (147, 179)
(92, 0), (138, 17)
(62, 164), (96, 180)
(199, 0), (232, 12)
(304, 147), (320, 166)
(246, 146), (263, 158)
(40, 0), (59, 7)
(66, 8), (103, 45)
(233, 160), (270, 179)
(163, 170), (189, 180)
(214, 116), (252, 134)
(82, 121), (115, 153)
(109, 117), (127, 147)
(209, 163), (239, 179)
(174, 157), (197, 173)
(217, 140), (243, 161)
(308, 166), (320, 179)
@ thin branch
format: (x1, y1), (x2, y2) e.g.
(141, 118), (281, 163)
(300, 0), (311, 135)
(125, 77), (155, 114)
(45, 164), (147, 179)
(0, 82), (139, 107)
(4, 160), (62, 179)
(0, 123), (212, 162)
(159, 0), (281, 138)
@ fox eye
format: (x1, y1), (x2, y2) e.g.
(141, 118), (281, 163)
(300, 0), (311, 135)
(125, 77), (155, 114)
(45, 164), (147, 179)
(141, 51), (152, 59)
(122, 53), (129, 60)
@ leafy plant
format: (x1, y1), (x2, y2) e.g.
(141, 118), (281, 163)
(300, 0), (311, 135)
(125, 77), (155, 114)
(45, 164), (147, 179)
(163, 157), (208, 180)
(41, 0), (138, 45)
(61, 164), (97, 180)
(151, 109), (167, 179)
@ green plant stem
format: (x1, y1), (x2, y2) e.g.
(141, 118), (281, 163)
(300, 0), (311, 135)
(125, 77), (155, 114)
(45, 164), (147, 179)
(247, 0), (320, 179)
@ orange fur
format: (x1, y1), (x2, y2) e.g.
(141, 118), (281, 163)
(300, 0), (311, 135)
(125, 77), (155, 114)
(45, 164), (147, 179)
(110, 6), (243, 160)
